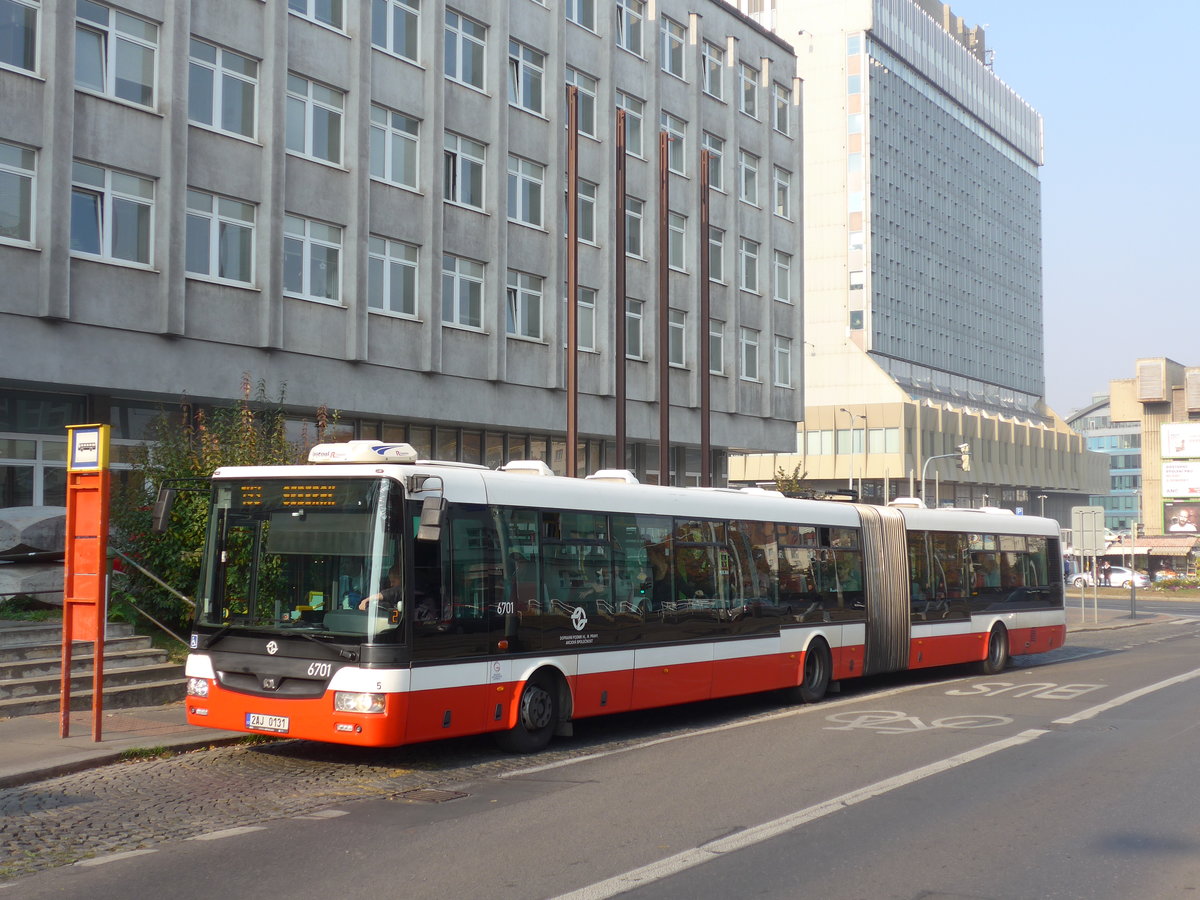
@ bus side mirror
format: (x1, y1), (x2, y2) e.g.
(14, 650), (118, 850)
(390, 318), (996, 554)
(417, 497), (445, 542)
(152, 487), (177, 533)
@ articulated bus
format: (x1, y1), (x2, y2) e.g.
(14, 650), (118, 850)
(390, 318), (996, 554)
(182, 441), (1066, 752)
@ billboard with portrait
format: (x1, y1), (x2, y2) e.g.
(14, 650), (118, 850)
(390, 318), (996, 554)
(1163, 501), (1200, 533)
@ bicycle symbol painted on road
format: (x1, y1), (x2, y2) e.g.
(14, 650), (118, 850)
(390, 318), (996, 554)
(824, 710), (1014, 734)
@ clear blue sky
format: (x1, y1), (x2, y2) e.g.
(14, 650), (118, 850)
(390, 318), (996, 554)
(944, 1), (1199, 418)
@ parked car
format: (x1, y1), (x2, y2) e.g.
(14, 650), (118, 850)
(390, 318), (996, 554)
(1070, 566), (1150, 589)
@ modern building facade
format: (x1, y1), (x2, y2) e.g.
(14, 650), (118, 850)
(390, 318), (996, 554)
(0, 0), (803, 509)
(1066, 396), (1142, 533)
(1071, 358), (1200, 537)
(729, 0), (1107, 519)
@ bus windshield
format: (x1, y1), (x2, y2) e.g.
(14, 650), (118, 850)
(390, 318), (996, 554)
(197, 477), (402, 641)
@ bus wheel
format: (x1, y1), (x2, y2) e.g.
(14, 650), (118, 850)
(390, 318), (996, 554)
(978, 624), (1009, 675)
(785, 639), (831, 704)
(496, 672), (558, 753)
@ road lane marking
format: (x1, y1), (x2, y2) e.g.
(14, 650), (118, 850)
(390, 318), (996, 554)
(1053, 665), (1200, 725)
(550, 729), (1049, 900)
(187, 826), (267, 841)
(500, 680), (944, 780)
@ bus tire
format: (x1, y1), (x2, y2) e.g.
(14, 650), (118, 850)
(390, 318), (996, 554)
(495, 671), (559, 754)
(978, 624), (1009, 675)
(785, 639), (831, 704)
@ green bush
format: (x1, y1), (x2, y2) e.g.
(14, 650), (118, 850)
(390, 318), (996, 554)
(110, 375), (335, 634)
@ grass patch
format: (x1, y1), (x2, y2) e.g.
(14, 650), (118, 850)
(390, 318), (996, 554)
(119, 745), (172, 761)
(0, 596), (61, 622)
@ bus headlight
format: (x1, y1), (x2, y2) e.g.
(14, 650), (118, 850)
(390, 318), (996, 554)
(187, 677), (210, 698)
(334, 691), (385, 714)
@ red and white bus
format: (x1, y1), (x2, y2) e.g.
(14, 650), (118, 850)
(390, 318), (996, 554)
(182, 441), (1066, 752)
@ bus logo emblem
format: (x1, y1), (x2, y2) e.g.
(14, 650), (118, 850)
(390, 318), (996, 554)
(570, 607), (588, 631)
(266, 641), (279, 655)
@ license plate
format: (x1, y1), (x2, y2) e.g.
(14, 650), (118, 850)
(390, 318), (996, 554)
(246, 713), (289, 734)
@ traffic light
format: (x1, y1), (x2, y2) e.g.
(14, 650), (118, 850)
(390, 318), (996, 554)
(957, 443), (971, 473)
(1131, 522), (1140, 540)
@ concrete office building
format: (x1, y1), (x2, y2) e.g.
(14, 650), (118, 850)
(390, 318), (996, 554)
(1069, 359), (1200, 537)
(729, 0), (1106, 519)
(0, 0), (802, 509)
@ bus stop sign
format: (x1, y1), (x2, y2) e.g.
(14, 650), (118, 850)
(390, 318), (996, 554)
(1071, 506), (1106, 556)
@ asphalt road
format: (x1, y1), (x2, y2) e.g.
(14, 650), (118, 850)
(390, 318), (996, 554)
(6, 620), (1200, 899)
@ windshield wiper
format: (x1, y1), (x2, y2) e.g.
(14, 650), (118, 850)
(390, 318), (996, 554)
(203, 623), (234, 650)
(294, 631), (358, 661)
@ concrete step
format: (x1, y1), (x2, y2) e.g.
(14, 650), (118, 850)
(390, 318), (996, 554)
(0, 633), (157, 663)
(0, 679), (186, 718)
(0, 646), (171, 682)
(0, 620), (135, 649)
(0, 662), (185, 706)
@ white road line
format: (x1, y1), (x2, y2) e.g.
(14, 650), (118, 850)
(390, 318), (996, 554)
(1053, 665), (1200, 725)
(501, 680), (941, 780)
(551, 729), (1049, 900)
(187, 826), (267, 841)
(73, 849), (158, 867)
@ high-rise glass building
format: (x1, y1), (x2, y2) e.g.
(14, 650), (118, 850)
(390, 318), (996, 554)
(731, 0), (1105, 517)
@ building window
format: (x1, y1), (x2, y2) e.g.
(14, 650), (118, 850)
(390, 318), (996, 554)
(445, 9), (485, 90)
(564, 285), (596, 351)
(615, 0), (644, 56)
(668, 212), (686, 271)
(568, 178), (597, 244)
(507, 155), (544, 228)
(773, 250), (792, 303)
(701, 132), (724, 191)
(773, 166), (791, 218)
(738, 150), (759, 206)
(625, 297), (643, 359)
(371, 0), (419, 62)
(709, 319), (725, 374)
(70, 161), (153, 265)
(738, 61), (758, 118)
(2, 0), (39, 74)
(369, 105), (419, 189)
(442, 254), (483, 328)
(185, 189), (254, 285)
(188, 39), (257, 139)
(285, 74), (344, 165)
(75, 0), (157, 108)
(444, 132), (485, 209)
(740, 327), (760, 381)
(625, 196), (643, 257)
(565, 68), (597, 138)
(506, 270), (542, 339)
(772, 81), (791, 135)
(660, 16), (685, 79)
(368, 236), (418, 316)
(708, 225), (724, 283)
(566, 0), (595, 31)
(616, 91), (643, 156)
(0, 140), (34, 244)
(288, 0), (344, 30)
(668, 308), (686, 366)
(738, 236), (759, 293)
(283, 214), (341, 303)
(773, 335), (792, 387)
(850, 270), (864, 290)
(660, 111), (686, 174)
(702, 41), (724, 100)
(508, 39), (545, 115)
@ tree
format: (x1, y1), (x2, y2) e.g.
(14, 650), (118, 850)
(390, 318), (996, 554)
(110, 375), (335, 633)
(774, 463), (808, 498)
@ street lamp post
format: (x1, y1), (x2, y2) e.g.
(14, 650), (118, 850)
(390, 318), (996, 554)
(921, 444), (970, 507)
(1038, 494), (1047, 517)
(839, 408), (866, 498)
